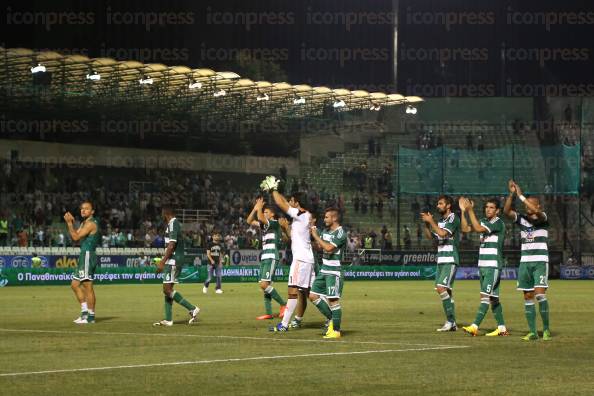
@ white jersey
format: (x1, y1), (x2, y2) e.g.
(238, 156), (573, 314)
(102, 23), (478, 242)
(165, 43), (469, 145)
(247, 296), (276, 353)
(287, 207), (315, 263)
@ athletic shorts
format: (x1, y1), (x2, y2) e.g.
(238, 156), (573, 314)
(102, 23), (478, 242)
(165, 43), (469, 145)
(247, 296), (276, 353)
(72, 251), (97, 282)
(259, 259), (278, 282)
(517, 261), (549, 291)
(288, 259), (315, 289)
(479, 267), (501, 297)
(163, 265), (182, 284)
(435, 264), (457, 290)
(311, 271), (344, 299)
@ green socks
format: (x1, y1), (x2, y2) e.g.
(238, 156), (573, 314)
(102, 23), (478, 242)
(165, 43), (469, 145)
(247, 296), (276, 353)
(313, 297), (332, 320)
(164, 296), (173, 321)
(330, 303), (342, 331)
(439, 291), (456, 323)
(172, 291), (196, 311)
(264, 293), (273, 315)
(536, 295), (550, 331)
(473, 300), (490, 327)
(524, 301), (537, 334)
(265, 286), (285, 306)
(492, 300), (505, 327)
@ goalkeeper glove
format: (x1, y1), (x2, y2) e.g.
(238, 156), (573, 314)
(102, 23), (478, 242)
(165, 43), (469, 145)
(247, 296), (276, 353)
(260, 175), (279, 192)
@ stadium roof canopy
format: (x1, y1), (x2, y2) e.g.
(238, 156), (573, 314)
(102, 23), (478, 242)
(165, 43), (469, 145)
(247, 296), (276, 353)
(0, 47), (423, 123)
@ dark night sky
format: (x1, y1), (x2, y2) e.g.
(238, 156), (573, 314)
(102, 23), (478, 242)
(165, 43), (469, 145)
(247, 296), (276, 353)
(3, 0), (594, 96)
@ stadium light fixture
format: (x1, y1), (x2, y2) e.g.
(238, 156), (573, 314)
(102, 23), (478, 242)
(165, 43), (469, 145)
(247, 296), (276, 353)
(293, 97), (305, 105)
(86, 71), (101, 81)
(188, 80), (202, 89)
(333, 99), (346, 109)
(30, 64), (46, 74)
(213, 89), (226, 97)
(139, 75), (153, 85)
(406, 105), (417, 115)
(256, 93), (270, 102)
(370, 103), (381, 111)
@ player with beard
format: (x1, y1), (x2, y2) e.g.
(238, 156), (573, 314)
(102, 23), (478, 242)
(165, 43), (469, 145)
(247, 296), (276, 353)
(260, 176), (315, 332)
(421, 195), (460, 332)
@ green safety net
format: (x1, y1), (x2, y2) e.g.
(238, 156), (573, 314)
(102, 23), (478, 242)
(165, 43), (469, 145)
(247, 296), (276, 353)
(396, 144), (580, 195)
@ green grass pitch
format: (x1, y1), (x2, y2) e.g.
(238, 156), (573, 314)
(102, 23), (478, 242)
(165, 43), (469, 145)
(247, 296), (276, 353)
(1, 280), (593, 395)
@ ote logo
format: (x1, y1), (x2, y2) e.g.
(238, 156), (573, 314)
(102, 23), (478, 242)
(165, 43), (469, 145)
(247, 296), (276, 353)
(562, 265), (582, 279)
(10, 256), (30, 268)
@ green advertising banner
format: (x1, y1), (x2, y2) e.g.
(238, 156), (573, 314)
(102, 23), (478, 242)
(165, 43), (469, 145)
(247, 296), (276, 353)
(0, 265), (437, 286)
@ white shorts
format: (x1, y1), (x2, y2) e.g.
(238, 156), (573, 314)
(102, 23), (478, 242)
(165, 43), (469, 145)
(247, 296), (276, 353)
(288, 259), (315, 289)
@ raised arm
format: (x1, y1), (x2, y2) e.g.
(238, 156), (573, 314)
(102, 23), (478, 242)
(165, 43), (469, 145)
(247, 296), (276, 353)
(246, 197), (263, 227)
(279, 217), (291, 241)
(255, 199), (268, 225)
(514, 182), (546, 222)
(63, 213), (96, 242)
(272, 190), (290, 214)
(421, 212), (449, 238)
(503, 179), (517, 220)
(466, 205), (489, 233)
(458, 197), (472, 233)
(310, 226), (337, 254)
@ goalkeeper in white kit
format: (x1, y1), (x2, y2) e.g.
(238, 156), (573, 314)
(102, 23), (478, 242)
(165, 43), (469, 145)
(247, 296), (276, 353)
(260, 176), (316, 332)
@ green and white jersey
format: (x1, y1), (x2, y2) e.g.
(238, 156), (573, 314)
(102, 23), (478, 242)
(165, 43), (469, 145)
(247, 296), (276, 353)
(320, 226), (347, 275)
(478, 216), (505, 268)
(433, 213), (460, 265)
(164, 217), (184, 265)
(261, 218), (282, 261)
(514, 212), (549, 263)
(80, 217), (100, 254)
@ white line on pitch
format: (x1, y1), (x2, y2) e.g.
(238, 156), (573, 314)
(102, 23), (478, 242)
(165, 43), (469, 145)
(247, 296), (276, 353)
(0, 328), (465, 348)
(0, 345), (468, 377)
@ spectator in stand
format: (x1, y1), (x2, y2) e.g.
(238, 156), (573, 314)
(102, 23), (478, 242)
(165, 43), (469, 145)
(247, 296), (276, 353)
(368, 137), (376, 156)
(403, 225), (412, 249)
(389, 197), (396, 219)
(377, 196), (384, 219)
(384, 230), (393, 250)
(364, 233), (373, 249)
(17, 228), (28, 247)
(152, 233), (164, 248)
(361, 194), (368, 214)
(466, 132), (474, 150)
(369, 229), (378, 248)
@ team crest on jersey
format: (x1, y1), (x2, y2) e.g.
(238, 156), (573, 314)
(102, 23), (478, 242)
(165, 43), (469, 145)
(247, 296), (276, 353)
(525, 228), (535, 242)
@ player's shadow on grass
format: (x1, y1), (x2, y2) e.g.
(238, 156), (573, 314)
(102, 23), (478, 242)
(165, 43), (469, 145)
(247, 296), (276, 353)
(94, 316), (118, 323)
